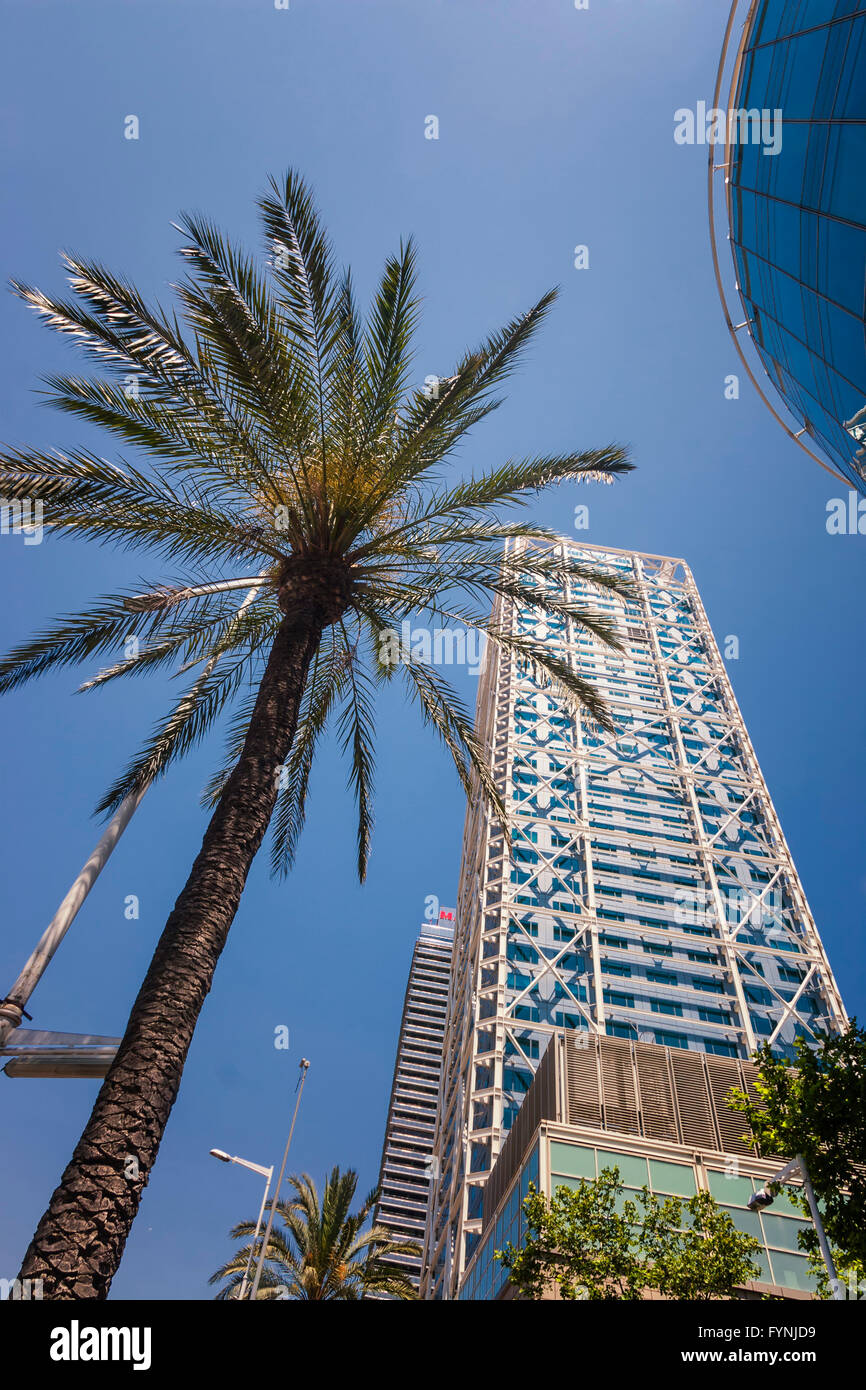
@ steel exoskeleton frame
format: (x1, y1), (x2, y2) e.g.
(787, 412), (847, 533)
(421, 539), (846, 1300)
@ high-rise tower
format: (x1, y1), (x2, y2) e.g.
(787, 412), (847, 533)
(372, 910), (454, 1294)
(422, 539), (846, 1300)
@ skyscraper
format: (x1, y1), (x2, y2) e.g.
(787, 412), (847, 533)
(711, 0), (866, 490)
(372, 910), (454, 1294)
(422, 538), (846, 1300)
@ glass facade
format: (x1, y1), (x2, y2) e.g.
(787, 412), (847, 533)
(458, 1146), (539, 1302)
(459, 1136), (820, 1299)
(728, 0), (866, 488)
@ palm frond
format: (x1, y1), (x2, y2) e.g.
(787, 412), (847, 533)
(94, 612), (278, 815)
(327, 268), (364, 463)
(350, 448), (631, 563)
(0, 585), (247, 696)
(353, 239), (419, 463)
(334, 631), (377, 881)
(13, 261), (278, 498)
(0, 445), (279, 566)
(173, 212), (318, 487)
(268, 630), (351, 876)
(258, 169), (341, 478)
(358, 599), (505, 824)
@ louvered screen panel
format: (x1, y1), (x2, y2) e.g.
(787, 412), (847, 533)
(635, 1042), (679, 1141)
(670, 1050), (718, 1149)
(739, 1057), (766, 1120)
(599, 1036), (639, 1137)
(737, 1057), (784, 1161)
(705, 1055), (753, 1155)
(565, 1035), (602, 1127)
(546, 1035), (561, 1120)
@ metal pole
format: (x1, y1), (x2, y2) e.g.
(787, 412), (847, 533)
(0, 785), (147, 1044)
(796, 1154), (844, 1301)
(239, 1168), (273, 1301)
(250, 1059), (310, 1300)
(0, 580), (266, 1046)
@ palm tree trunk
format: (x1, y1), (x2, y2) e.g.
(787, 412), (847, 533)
(17, 601), (324, 1299)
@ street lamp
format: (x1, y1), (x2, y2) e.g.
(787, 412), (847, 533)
(250, 1058), (310, 1301)
(209, 1148), (274, 1301)
(2, 1028), (120, 1078)
(747, 1154), (844, 1300)
(609, 1017), (654, 1045)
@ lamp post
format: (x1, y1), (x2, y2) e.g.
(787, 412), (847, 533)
(611, 1018), (655, 1045)
(250, 1058), (310, 1301)
(210, 1148), (274, 1301)
(0, 786), (149, 1045)
(2, 1028), (120, 1078)
(747, 1153), (844, 1300)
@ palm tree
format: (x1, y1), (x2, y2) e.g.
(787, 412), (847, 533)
(210, 1167), (419, 1300)
(2, 168), (632, 1297)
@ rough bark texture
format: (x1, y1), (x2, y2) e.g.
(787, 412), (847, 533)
(18, 563), (350, 1298)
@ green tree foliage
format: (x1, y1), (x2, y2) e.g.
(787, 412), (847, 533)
(497, 1167), (761, 1301)
(727, 1024), (866, 1296)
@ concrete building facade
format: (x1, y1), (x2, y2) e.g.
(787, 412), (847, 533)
(373, 912), (454, 1292)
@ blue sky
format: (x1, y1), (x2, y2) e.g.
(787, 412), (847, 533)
(0, 0), (863, 1299)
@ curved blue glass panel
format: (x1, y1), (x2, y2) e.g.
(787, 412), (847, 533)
(728, 0), (866, 489)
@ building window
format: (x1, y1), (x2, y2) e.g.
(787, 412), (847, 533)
(603, 989), (635, 1009)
